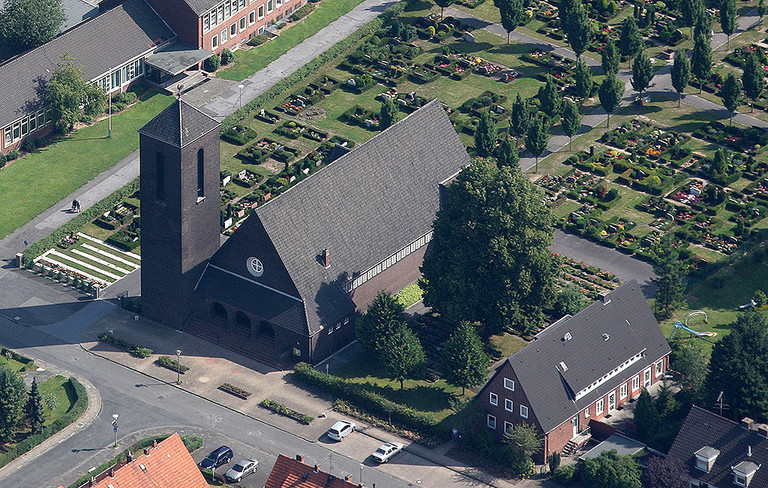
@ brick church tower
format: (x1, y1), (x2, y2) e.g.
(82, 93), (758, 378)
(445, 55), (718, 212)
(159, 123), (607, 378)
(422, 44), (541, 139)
(138, 98), (221, 328)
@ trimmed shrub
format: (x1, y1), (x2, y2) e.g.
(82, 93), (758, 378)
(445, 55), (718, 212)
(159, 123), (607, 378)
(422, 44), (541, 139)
(6, 150), (20, 161)
(219, 382), (252, 399)
(21, 139), (35, 153)
(221, 48), (235, 65)
(98, 332), (152, 358)
(292, 2), (316, 20)
(221, 125), (257, 145)
(260, 398), (314, 424)
(552, 465), (579, 485)
(248, 34), (269, 46)
(0, 152), (6, 168)
(204, 54), (221, 72)
(156, 355), (189, 373)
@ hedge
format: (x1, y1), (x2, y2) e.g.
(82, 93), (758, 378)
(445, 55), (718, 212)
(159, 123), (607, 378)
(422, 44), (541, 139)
(260, 398), (314, 424)
(22, 178), (140, 265)
(292, 362), (447, 441)
(0, 377), (87, 470)
(156, 355), (189, 373)
(221, 1), (406, 132)
(0, 347), (35, 371)
(98, 332), (153, 358)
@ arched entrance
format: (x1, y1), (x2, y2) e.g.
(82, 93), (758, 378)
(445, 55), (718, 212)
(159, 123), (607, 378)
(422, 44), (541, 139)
(210, 302), (228, 321)
(235, 311), (251, 331)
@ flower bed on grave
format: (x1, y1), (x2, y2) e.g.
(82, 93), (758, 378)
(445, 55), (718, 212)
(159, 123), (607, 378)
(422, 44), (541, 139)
(344, 73), (378, 93)
(274, 121), (306, 139)
(340, 105), (380, 130)
(560, 205), (638, 251)
(600, 120), (688, 159)
(694, 122), (768, 156)
(724, 44), (768, 69)
(460, 91), (508, 114)
(523, 50), (576, 73)
(408, 66), (440, 84)
(302, 127), (328, 142)
(255, 108), (280, 124)
(221, 125), (257, 145)
(556, 254), (619, 296)
(233, 169), (260, 188)
(536, 169), (619, 210)
(238, 138), (298, 165)
(276, 95), (310, 115)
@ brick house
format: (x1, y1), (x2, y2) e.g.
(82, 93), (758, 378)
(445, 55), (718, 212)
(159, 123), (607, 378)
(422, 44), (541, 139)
(266, 454), (361, 488)
(667, 406), (768, 488)
(478, 280), (671, 462)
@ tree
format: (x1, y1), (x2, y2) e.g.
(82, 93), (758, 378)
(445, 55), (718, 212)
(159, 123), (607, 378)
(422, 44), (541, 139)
(505, 423), (543, 476)
(671, 340), (710, 392)
(495, 0), (525, 44)
(671, 50), (691, 107)
(25, 377), (45, 434)
(652, 236), (688, 318)
(760, 0), (766, 24)
(631, 51), (654, 101)
(644, 456), (689, 488)
(574, 58), (593, 100)
(538, 75), (563, 118)
(434, 0), (454, 20)
(526, 115), (550, 172)
(583, 450), (642, 488)
(755, 289), (768, 307)
(680, 0), (704, 36)
(720, 0), (737, 51)
(509, 93), (531, 141)
(420, 160), (557, 336)
(0, 366), (26, 442)
(553, 283), (588, 316)
(691, 32), (712, 93)
(618, 17), (643, 66)
(0, 0), (65, 58)
(475, 112), (498, 157)
(561, 100), (581, 151)
(496, 135), (519, 169)
(742, 51), (764, 112)
(43, 56), (106, 133)
(705, 311), (768, 421)
(633, 388), (661, 444)
(598, 74), (624, 128)
(382, 323), (426, 389)
(721, 72), (740, 125)
(440, 322), (490, 395)
(355, 291), (407, 358)
(379, 98), (399, 130)
(601, 37), (620, 76)
(563, 0), (593, 59)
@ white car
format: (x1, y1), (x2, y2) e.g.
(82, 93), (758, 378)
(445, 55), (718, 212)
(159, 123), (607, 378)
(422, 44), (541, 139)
(327, 420), (356, 441)
(224, 459), (258, 483)
(370, 442), (404, 463)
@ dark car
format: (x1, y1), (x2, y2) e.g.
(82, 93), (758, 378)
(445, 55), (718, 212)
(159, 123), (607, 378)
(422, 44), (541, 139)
(198, 445), (233, 469)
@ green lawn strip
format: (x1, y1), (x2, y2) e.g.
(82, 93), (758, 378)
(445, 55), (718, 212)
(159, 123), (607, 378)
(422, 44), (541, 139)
(57, 245), (135, 273)
(395, 282), (423, 308)
(488, 332), (527, 358)
(75, 238), (142, 265)
(37, 374), (76, 425)
(217, 0), (367, 81)
(0, 92), (173, 240)
(0, 350), (35, 373)
(42, 254), (119, 282)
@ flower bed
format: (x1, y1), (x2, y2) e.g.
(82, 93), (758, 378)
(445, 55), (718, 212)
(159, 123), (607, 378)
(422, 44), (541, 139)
(693, 122), (768, 156)
(98, 332), (152, 358)
(274, 121), (306, 139)
(340, 105), (379, 130)
(255, 109), (280, 124)
(408, 66), (440, 84)
(221, 125), (257, 145)
(259, 398), (314, 424)
(219, 382), (252, 399)
(156, 355), (189, 374)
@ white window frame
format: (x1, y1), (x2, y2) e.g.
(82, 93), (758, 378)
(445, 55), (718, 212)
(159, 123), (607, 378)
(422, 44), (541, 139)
(656, 360), (663, 376)
(504, 378), (514, 391)
(258, 4), (265, 18)
(204, 13), (211, 31)
(212, 34), (219, 49)
(218, 5), (225, 22)
(258, 25), (265, 34)
(239, 16), (246, 30)
(249, 10), (255, 24)
(230, 23), (237, 36)
(221, 28), (228, 43)
(487, 414), (496, 429)
(489, 392), (498, 406)
(267, 0), (274, 13)
(644, 368), (652, 388)
(504, 421), (513, 436)
(276, 0), (283, 6)
(505, 399), (513, 412)
(620, 383), (628, 400)
(225, 2), (231, 17)
(596, 399), (604, 415)
(520, 405), (528, 418)
(584, 407), (590, 418)
(734, 473), (747, 487)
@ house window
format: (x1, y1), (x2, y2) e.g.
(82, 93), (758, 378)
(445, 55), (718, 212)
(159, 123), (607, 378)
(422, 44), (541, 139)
(584, 407), (589, 418)
(221, 29), (228, 43)
(4, 127), (11, 145)
(505, 399), (513, 412)
(204, 13), (210, 31)
(212, 35), (219, 49)
(230, 23), (237, 36)
(656, 360), (663, 376)
(240, 16), (246, 30)
(155, 152), (165, 202)
(504, 421), (513, 436)
(232, 0), (239, 11)
(620, 384), (628, 399)
(197, 148), (205, 199)
(632, 375), (640, 391)
(211, 9), (218, 26)
(734, 474), (747, 487)
(596, 399), (604, 415)
(249, 10), (256, 23)
(111, 70), (121, 88)
(258, 25), (265, 34)
(29, 114), (36, 132)
(258, 4), (264, 18)
(239, 0), (246, 6)
(328, 326), (333, 335)
(13, 122), (20, 140)
(520, 405), (528, 418)
(644, 368), (652, 388)
(489, 392), (498, 406)
(225, 2), (231, 17)
(277, 0), (282, 6)
(267, 0), (273, 12)
(218, 4), (225, 22)
(504, 378), (514, 391)
(487, 414), (496, 429)
(21, 118), (28, 136)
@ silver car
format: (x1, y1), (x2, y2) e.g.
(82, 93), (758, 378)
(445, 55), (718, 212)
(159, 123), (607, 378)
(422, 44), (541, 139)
(224, 459), (258, 483)
(327, 420), (356, 441)
(371, 442), (404, 463)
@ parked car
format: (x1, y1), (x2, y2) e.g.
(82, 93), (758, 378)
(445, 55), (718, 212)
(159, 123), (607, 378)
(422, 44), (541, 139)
(225, 459), (258, 482)
(370, 442), (404, 463)
(327, 420), (356, 441)
(198, 445), (234, 469)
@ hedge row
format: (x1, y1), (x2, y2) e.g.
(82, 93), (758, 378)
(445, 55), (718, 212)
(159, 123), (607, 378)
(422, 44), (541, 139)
(0, 377), (88, 470)
(260, 398), (314, 424)
(0, 347), (35, 371)
(293, 363), (447, 440)
(22, 178), (140, 265)
(98, 332), (153, 358)
(156, 355), (189, 373)
(221, 1), (406, 132)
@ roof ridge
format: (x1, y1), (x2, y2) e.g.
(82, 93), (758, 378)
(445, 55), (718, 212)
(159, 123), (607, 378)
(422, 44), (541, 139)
(690, 404), (742, 427)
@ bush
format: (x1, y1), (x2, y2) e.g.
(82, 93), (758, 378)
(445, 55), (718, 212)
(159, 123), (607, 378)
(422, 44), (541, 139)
(292, 2), (316, 20)
(21, 139), (35, 153)
(0, 152), (6, 168)
(552, 465), (579, 485)
(221, 125), (257, 145)
(7, 150), (20, 161)
(204, 54), (221, 72)
(156, 355), (189, 373)
(98, 332), (153, 358)
(248, 34), (269, 46)
(219, 382), (252, 399)
(221, 48), (235, 65)
(260, 398), (314, 424)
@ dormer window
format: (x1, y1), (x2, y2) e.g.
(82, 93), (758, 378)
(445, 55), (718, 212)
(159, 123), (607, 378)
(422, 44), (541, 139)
(694, 446), (720, 473)
(732, 461), (760, 487)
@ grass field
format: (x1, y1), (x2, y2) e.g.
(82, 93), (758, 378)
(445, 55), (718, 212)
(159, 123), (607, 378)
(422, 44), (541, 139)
(38, 374), (78, 425)
(217, 0), (367, 81)
(0, 92), (172, 240)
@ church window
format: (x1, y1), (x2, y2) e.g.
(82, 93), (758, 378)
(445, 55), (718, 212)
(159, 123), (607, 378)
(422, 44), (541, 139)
(197, 148), (205, 199)
(156, 152), (165, 202)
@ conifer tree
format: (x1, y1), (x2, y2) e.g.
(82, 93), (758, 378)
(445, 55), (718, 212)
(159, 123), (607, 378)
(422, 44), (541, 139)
(383, 323), (426, 389)
(631, 51), (654, 102)
(721, 72), (741, 125)
(562, 99), (581, 151)
(619, 16), (643, 67)
(25, 377), (45, 434)
(671, 50), (691, 107)
(496, 135), (519, 169)
(526, 115), (550, 173)
(601, 37), (620, 76)
(720, 0), (737, 51)
(475, 111), (498, 157)
(598, 73), (624, 128)
(440, 322), (490, 395)
(0, 366), (26, 442)
(742, 51), (764, 112)
(379, 98), (398, 130)
(538, 75), (563, 118)
(509, 93), (531, 141)
(691, 31), (712, 93)
(574, 59), (594, 99)
(355, 291), (407, 358)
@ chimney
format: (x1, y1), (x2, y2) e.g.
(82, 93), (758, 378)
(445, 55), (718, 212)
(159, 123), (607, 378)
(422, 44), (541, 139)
(748, 445), (753, 457)
(599, 292), (611, 306)
(296, 454), (304, 463)
(344, 475), (351, 482)
(743, 417), (755, 430)
(322, 249), (330, 269)
(314, 464), (319, 473)
(757, 423), (768, 438)
(144, 448), (150, 456)
(126, 450), (133, 462)
(152, 440), (157, 448)
(109, 468), (114, 478)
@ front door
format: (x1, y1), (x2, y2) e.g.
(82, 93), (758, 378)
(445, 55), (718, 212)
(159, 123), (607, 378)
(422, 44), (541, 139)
(572, 416), (579, 437)
(644, 368), (652, 388)
(608, 392), (616, 412)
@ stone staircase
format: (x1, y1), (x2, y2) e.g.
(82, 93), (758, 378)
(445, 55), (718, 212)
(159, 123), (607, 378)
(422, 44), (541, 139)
(184, 315), (283, 369)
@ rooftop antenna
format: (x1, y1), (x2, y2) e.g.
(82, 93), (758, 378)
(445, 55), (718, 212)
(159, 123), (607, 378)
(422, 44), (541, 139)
(715, 391), (730, 417)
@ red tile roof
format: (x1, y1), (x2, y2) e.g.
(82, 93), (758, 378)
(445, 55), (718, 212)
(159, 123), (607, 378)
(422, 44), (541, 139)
(89, 433), (208, 488)
(265, 454), (360, 488)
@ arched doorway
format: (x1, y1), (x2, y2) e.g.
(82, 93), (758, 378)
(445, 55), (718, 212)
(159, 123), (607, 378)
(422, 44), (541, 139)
(235, 311), (251, 331)
(259, 320), (275, 338)
(210, 302), (228, 321)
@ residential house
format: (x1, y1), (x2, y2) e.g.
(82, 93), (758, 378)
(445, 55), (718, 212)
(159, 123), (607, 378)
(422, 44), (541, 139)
(478, 280), (671, 461)
(266, 454), (361, 488)
(667, 406), (768, 488)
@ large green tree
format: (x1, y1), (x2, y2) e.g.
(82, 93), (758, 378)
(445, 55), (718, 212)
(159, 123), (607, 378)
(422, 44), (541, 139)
(680, 0), (704, 36)
(583, 450), (642, 488)
(0, 0), (65, 58)
(598, 74), (624, 128)
(526, 115), (550, 172)
(644, 456), (689, 488)
(633, 388), (661, 444)
(561, 100), (581, 151)
(420, 160), (558, 336)
(382, 323), (426, 389)
(743, 51), (764, 112)
(574, 59), (593, 100)
(379, 98), (399, 130)
(652, 236), (688, 318)
(720, 0), (737, 51)
(721, 72), (741, 125)
(691, 31), (712, 93)
(509, 93), (531, 141)
(355, 291), (407, 357)
(505, 423), (543, 476)
(705, 311), (768, 421)
(601, 37), (620, 76)
(631, 51), (654, 101)
(0, 366), (26, 442)
(434, 0), (454, 20)
(538, 75), (563, 118)
(496, 135), (519, 169)
(475, 112), (498, 157)
(671, 340), (709, 392)
(25, 377), (45, 434)
(43, 56), (106, 133)
(494, 0), (525, 44)
(553, 283), (588, 316)
(563, 0), (593, 59)
(671, 50), (691, 107)
(618, 17), (643, 66)
(440, 322), (490, 395)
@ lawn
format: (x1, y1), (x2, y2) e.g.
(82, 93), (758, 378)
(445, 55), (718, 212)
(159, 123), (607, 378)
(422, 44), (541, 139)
(0, 92), (173, 240)
(0, 353), (35, 374)
(488, 332), (527, 358)
(38, 374), (78, 425)
(217, 0), (367, 81)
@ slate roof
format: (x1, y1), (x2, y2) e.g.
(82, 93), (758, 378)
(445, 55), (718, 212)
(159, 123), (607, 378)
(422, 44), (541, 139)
(265, 454), (360, 488)
(139, 97), (219, 147)
(499, 280), (671, 433)
(0, 0), (174, 129)
(668, 406), (768, 488)
(179, 0), (221, 16)
(197, 99), (469, 336)
(91, 433), (208, 488)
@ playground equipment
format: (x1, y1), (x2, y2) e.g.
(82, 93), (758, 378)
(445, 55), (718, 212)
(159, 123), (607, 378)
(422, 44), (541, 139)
(669, 310), (716, 342)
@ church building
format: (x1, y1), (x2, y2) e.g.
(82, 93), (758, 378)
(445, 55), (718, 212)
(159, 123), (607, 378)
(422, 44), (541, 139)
(138, 99), (469, 367)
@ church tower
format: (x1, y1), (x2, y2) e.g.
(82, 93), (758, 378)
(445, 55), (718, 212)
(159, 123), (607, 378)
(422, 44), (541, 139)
(138, 99), (221, 328)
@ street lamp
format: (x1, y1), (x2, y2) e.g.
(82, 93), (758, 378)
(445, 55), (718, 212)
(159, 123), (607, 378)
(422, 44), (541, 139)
(359, 464), (364, 486)
(176, 349), (182, 385)
(112, 413), (119, 448)
(238, 84), (244, 109)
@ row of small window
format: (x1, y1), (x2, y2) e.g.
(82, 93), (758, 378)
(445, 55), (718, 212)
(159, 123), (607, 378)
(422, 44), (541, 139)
(211, 18), (267, 50)
(489, 393), (527, 418)
(203, 0), (291, 33)
(487, 415), (526, 434)
(344, 232), (433, 293)
(3, 108), (52, 146)
(93, 59), (144, 94)
(577, 351), (645, 400)
(326, 317), (350, 335)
